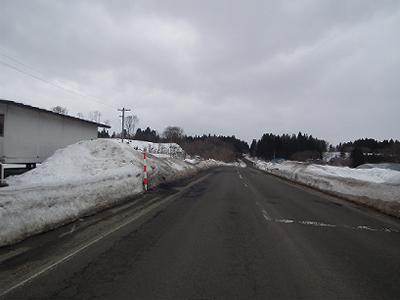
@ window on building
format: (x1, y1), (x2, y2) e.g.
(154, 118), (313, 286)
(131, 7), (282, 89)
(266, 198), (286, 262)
(0, 114), (4, 137)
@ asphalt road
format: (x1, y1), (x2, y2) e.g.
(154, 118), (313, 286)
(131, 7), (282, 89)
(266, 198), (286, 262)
(2, 166), (400, 299)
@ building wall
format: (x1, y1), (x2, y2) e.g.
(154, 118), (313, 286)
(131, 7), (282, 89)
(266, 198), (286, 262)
(0, 104), (98, 163)
(0, 103), (6, 161)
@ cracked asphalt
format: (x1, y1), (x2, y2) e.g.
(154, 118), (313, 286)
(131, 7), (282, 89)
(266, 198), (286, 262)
(3, 166), (400, 299)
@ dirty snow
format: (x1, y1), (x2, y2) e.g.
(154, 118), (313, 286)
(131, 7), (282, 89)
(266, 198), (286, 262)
(0, 139), (232, 247)
(322, 151), (350, 162)
(121, 139), (185, 158)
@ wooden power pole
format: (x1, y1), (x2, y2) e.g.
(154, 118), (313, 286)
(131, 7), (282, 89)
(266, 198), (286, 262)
(118, 107), (131, 142)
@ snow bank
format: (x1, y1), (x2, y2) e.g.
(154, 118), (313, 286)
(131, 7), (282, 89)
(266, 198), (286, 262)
(184, 157), (246, 168)
(0, 139), (228, 247)
(122, 139), (185, 158)
(357, 163), (400, 172)
(322, 151), (350, 162)
(249, 158), (400, 217)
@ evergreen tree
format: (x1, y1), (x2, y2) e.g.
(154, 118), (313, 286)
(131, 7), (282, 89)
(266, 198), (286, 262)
(253, 132), (327, 161)
(350, 147), (365, 168)
(250, 139), (257, 157)
(97, 128), (110, 138)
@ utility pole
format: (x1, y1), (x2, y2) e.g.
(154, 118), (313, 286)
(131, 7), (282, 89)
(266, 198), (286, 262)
(118, 107), (131, 142)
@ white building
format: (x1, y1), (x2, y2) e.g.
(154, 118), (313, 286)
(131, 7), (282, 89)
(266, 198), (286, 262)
(0, 99), (110, 165)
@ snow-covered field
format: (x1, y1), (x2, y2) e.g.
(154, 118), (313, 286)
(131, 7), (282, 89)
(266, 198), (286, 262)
(0, 139), (235, 247)
(248, 157), (400, 217)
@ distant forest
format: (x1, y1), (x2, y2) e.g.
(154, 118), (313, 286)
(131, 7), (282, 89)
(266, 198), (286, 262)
(249, 132), (327, 161)
(338, 138), (400, 154)
(180, 134), (249, 162)
(100, 127), (400, 166)
(249, 134), (400, 166)
(101, 126), (249, 162)
(338, 138), (400, 166)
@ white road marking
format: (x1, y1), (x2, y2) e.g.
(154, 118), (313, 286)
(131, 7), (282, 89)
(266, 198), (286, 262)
(275, 219), (295, 224)
(256, 202), (269, 220)
(255, 200), (396, 233)
(261, 215), (399, 233)
(356, 225), (377, 232)
(261, 209), (271, 221)
(0, 173), (211, 297)
(298, 221), (336, 228)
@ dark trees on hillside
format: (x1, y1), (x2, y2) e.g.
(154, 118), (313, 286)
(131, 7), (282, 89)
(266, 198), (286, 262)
(98, 128), (110, 138)
(250, 139), (257, 157)
(134, 127), (160, 142)
(163, 126), (185, 143)
(252, 132), (327, 161)
(339, 138), (399, 153)
(129, 125), (249, 162)
(339, 138), (400, 164)
(111, 124), (247, 162)
(350, 147), (365, 168)
(179, 134), (249, 162)
(181, 138), (236, 162)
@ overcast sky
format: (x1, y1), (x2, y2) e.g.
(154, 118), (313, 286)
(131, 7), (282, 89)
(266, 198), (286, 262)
(1, 0), (399, 145)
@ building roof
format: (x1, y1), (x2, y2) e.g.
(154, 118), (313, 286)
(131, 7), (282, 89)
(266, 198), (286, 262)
(0, 99), (111, 128)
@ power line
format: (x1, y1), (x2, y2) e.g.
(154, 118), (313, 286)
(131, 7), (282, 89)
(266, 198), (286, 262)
(0, 47), (45, 77)
(0, 49), (117, 110)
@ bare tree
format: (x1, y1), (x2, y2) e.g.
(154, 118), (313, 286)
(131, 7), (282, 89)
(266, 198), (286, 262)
(125, 115), (139, 139)
(52, 106), (68, 115)
(163, 126), (184, 143)
(76, 112), (85, 119)
(88, 111), (101, 123)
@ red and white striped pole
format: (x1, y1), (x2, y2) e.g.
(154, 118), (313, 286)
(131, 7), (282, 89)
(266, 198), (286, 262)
(0, 163), (5, 186)
(143, 151), (148, 191)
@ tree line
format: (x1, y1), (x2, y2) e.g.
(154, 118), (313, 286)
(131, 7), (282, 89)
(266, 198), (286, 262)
(180, 134), (249, 162)
(100, 122), (400, 167)
(338, 138), (400, 154)
(341, 138), (400, 167)
(250, 132), (327, 161)
(102, 126), (249, 162)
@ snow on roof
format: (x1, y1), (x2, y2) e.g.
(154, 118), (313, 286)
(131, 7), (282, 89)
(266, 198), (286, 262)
(0, 98), (110, 128)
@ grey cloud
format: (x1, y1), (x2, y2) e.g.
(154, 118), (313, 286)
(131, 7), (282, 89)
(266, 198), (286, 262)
(0, 0), (399, 144)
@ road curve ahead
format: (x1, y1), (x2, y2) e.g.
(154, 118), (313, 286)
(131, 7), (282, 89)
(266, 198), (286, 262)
(3, 166), (400, 299)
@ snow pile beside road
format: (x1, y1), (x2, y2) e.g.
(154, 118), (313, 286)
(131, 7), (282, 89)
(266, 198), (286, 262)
(0, 139), (226, 247)
(250, 158), (400, 217)
(322, 151), (350, 162)
(357, 163), (400, 172)
(185, 157), (246, 168)
(122, 139), (185, 158)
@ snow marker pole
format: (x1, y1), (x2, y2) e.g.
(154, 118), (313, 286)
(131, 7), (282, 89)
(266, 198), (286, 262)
(143, 151), (148, 191)
(0, 163), (5, 186)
